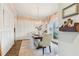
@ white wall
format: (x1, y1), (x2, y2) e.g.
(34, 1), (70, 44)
(15, 19), (41, 40)
(59, 32), (79, 56)
(58, 3), (79, 56)
(2, 4), (16, 55)
(0, 4), (3, 55)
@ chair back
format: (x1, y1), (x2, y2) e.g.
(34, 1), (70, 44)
(39, 33), (52, 47)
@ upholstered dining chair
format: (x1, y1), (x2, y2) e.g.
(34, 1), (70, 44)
(39, 33), (52, 55)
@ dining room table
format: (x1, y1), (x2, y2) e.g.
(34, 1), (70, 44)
(32, 34), (43, 41)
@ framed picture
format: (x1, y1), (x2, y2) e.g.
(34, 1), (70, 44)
(62, 3), (79, 18)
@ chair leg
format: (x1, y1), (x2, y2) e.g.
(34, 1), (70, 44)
(43, 48), (44, 55)
(49, 46), (51, 53)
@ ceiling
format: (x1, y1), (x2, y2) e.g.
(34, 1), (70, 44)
(14, 3), (58, 19)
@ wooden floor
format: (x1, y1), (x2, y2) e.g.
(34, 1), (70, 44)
(5, 39), (33, 56)
(4, 39), (58, 56)
(19, 39), (33, 56)
(0, 49), (1, 56)
(5, 40), (22, 56)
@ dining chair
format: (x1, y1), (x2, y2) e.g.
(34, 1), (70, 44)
(39, 33), (52, 55)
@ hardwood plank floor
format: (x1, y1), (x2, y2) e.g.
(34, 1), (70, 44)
(4, 39), (58, 56)
(5, 40), (22, 56)
(19, 39), (33, 56)
(0, 49), (1, 56)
